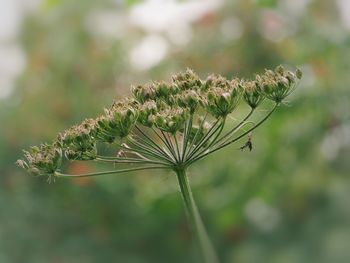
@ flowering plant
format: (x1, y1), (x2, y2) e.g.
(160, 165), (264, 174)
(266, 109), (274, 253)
(18, 65), (301, 263)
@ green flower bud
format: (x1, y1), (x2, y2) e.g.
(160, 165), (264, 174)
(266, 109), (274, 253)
(172, 68), (202, 91)
(137, 100), (158, 127)
(131, 83), (156, 103)
(154, 107), (189, 134)
(175, 90), (201, 113)
(203, 75), (242, 118)
(57, 118), (97, 161)
(296, 68), (302, 79)
(155, 115), (166, 128)
(94, 116), (116, 143)
(154, 81), (179, 98)
(257, 65), (302, 103)
(96, 99), (139, 141)
(17, 143), (62, 178)
(242, 80), (264, 109)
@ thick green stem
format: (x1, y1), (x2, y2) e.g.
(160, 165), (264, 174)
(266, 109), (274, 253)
(175, 168), (219, 263)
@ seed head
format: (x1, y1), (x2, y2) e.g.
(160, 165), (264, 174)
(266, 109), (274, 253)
(154, 106), (189, 134)
(203, 75), (242, 118)
(18, 65), (302, 179)
(137, 100), (158, 127)
(132, 83), (157, 103)
(256, 65), (301, 103)
(154, 81), (179, 98)
(17, 143), (62, 177)
(57, 118), (97, 160)
(242, 80), (264, 109)
(172, 68), (202, 91)
(98, 99), (139, 139)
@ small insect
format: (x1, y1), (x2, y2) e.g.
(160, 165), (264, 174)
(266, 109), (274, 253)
(116, 149), (126, 158)
(239, 133), (253, 151)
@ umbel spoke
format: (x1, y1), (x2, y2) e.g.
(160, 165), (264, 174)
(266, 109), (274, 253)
(55, 166), (170, 178)
(17, 66), (302, 263)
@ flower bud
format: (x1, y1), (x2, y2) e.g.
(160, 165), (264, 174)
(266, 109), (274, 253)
(257, 65), (302, 103)
(296, 68), (302, 79)
(203, 75), (242, 118)
(242, 80), (264, 109)
(175, 90), (201, 113)
(95, 98), (139, 141)
(138, 100), (157, 127)
(172, 68), (202, 91)
(58, 119), (97, 160)
(17, 143), (62, 178)
(131, 83), (156, 103)
(154, 107), (189, 134)
(154, 81), (179, 98)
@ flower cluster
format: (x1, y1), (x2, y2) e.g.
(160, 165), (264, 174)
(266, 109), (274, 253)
(57, 118), (97, 161)
(17, 65), (301, 178)
(17, 144), (62, 177)
(203, 76), (242, 118)
(256, 65), (302, 103)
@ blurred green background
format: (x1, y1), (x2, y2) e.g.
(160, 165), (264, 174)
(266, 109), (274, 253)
(1, 0), (350, 262)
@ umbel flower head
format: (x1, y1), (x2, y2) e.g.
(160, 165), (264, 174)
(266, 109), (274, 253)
(17, 65), (301, 180)
(17, 65), (301, 263)
(17, 143), (62, 178)
(57, 118), (97, 161)
(257, 65), (302, 103)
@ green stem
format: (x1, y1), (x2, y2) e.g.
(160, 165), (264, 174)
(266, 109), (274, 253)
(185, 118), (222, 162)
(188, 103), (279, 165)
(185, 113), (208, 160)
(161, 130), (179, 162)
(175, 168), (219, 263)
(135, 126), (174, 161)
(125, 139), (174, 165)
(55, 166), (169, 178)
(212, 108), (254, 148)
(189, 110), (254, 162)
(95, 157), (168, 166)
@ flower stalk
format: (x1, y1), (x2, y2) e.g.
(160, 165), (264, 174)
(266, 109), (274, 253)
(175, 168), (219, 263)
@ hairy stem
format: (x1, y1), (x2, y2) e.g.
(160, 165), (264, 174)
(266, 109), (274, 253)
(175, 168), (219, 263)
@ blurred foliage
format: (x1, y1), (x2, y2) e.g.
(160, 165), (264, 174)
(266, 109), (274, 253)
(1, 0), (350, 262)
